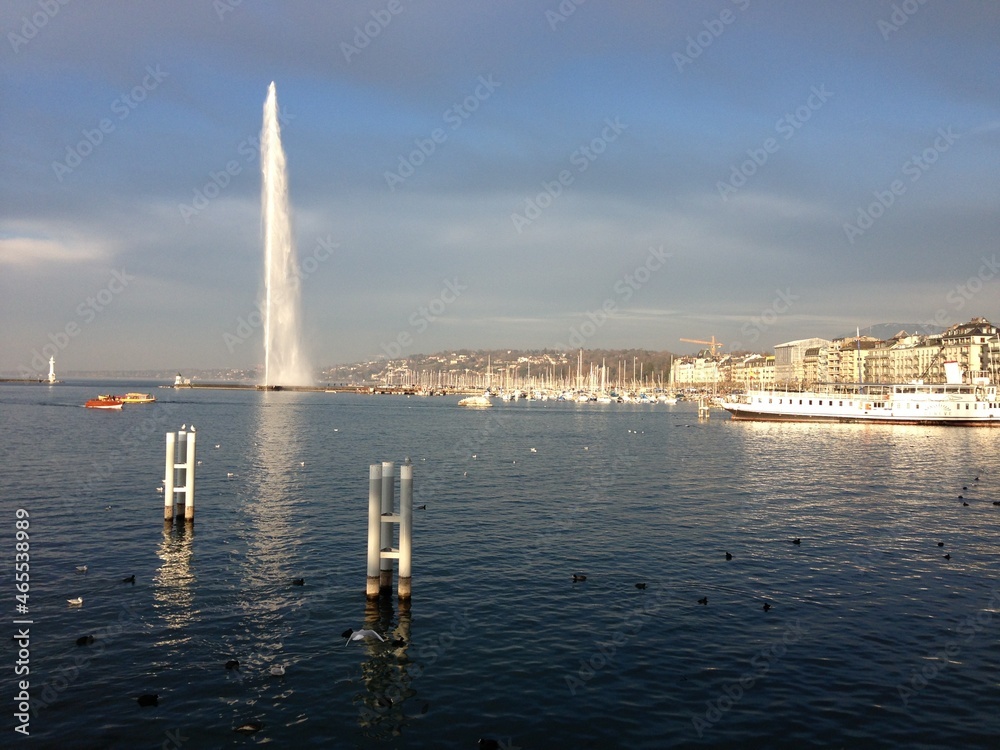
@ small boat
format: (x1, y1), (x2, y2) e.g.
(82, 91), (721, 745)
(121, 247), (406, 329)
(116, 392), (156, 404)
(458, 394), (493, 408)
(85, 396), (123, 410)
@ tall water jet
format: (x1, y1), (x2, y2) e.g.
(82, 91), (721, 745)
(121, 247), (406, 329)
(261, 81), (311, 387)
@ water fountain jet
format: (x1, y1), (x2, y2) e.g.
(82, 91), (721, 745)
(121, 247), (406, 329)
(261, 82), (311, 388)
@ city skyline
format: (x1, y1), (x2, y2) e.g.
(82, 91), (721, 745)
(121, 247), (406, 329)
(2, 1), (999, 377)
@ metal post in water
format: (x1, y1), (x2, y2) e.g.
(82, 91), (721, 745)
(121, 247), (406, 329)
(164, 432), (176, 520)
(366, 463), (383, 599)
(398, 458), (413, 600)
(380, 461), (395, 592)
(184, 430), (196, 522)
(174, 431), (187, 519)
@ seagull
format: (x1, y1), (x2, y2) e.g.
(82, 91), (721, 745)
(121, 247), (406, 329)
(269, 664), (285, 676)
(189, 425), (195, 432)
(342, 628), (385, 645)
(215, 444), (221, 449)
(122, 575), (135, 584)
(227, 472), (235, 478)
(67, 597), (83, 606)
(76, 565), (88, 573)
(300, 461), (305, 466)
(530, 447), (537, 453)
(181, 424), (186, 430)
(137, 694), (158, 707)
(156, 486), (164, 493)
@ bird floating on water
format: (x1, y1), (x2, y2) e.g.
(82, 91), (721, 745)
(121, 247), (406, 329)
(291, 578), (304, 586)
(342, 628), (385, 645)
(572, 574), (587, 582)
(235, 721), (262, 734)
(416, 504), (427, 510)
(937, 542), (944, 547)
(763, 602), (772, 612)
(122, 575), (135, 584)
(67, 597), (83, 606)
(725, 552), (733, 560)
(76, 635), (95, 646)
(697, 597), (708, 605)
(137, 694), (158, 707)
(943, 554), (951, 560)
(635, 583), (647, 590)
(76, 565), (88, 573)
(530, 447), (537, 453)
(791, 538), (801, 545)
(269, 664), (285, 676)
(225, 659), (240, 670)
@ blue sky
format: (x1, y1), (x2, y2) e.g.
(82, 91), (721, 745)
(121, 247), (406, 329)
(2, 0), (998, 376)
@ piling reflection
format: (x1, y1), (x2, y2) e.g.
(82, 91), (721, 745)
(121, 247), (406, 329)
(153, 521), (196, 634)
(356, 597), (414, 739)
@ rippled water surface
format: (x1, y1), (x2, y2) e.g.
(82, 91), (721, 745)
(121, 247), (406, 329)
(3, 383), (999, 749)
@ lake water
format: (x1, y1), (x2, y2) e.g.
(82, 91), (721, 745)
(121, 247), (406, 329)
(3, 382), (999, 749)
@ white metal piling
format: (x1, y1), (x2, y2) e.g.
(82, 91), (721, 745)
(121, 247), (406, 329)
(163, 428), (197, 523)
(184, 430), (196, 521)
(380, 461), (395, 592)
(164, 432), (176, 520)
(365, 460), (413, 600)
(398, 459), (413, 600)
(366, 463), (383, 599)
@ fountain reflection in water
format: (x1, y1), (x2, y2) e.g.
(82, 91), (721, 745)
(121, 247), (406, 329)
(261, 81), (311, 387)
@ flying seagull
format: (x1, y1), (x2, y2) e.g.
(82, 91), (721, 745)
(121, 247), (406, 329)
(342, 628), (385, 645)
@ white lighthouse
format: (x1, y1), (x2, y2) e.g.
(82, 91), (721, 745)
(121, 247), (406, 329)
(47, 356), (56, 384)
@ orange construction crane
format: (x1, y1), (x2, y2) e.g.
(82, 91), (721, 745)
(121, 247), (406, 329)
(680, 336), (723, 356)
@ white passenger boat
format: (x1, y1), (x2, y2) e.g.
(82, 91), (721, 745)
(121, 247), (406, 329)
(723, 365), (1000, 426)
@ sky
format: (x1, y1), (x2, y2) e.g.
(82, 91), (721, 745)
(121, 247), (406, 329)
(2, 0), (999, 376)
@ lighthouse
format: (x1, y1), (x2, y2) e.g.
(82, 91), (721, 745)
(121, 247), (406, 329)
(47, 356), (56, 384)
